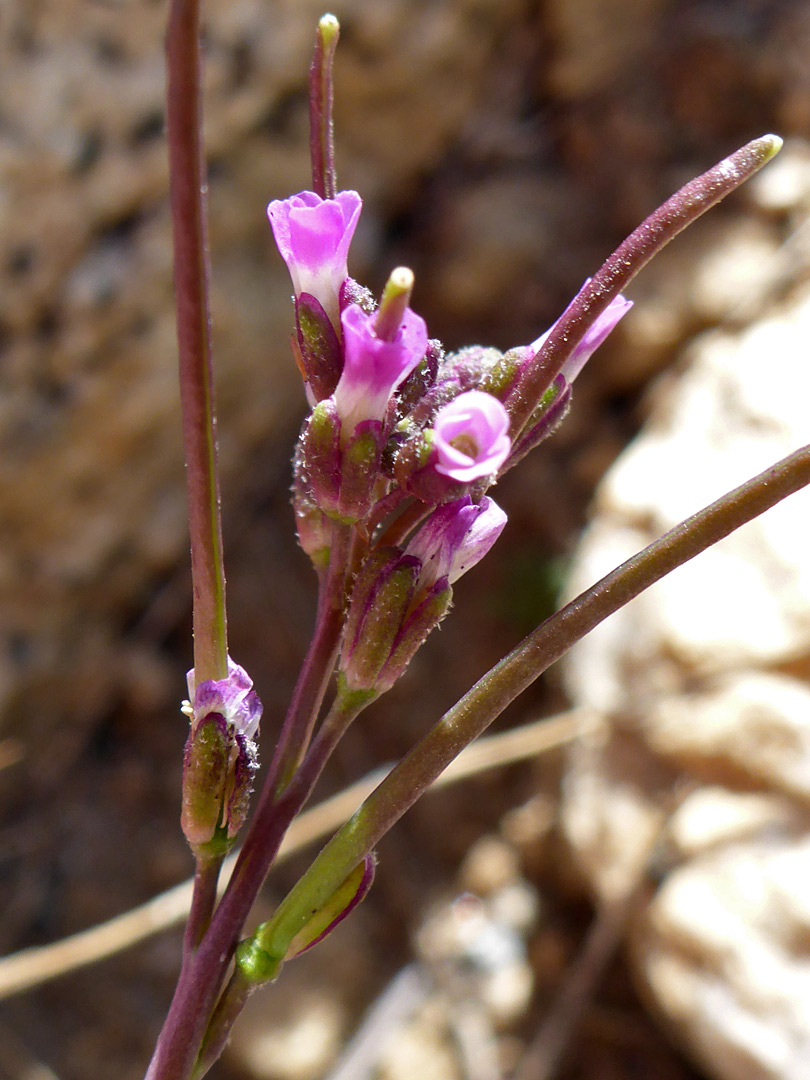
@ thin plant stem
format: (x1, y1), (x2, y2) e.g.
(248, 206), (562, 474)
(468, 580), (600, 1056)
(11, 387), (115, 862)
(182, 858), (220, 957)
(167, 0), (228, 684)
(251, 441), (810, 965)
(193, 970), (255, 1079)
(508, 134), (782, 440)
(265, 521), (355, 796)
(166, 0), (228, 1000)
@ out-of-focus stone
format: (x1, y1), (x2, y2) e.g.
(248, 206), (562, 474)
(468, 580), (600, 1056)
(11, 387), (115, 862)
(561, 268), (810, 1079)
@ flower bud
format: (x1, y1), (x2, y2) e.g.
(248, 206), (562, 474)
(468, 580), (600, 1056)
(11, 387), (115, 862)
(339, 497), (506, 695)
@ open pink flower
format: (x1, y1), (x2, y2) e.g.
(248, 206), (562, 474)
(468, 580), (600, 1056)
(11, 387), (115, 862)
(433, 390), (511, 482)
(267, 190), (362, 325)
(333, 302), (428, 433)
(530, 283), (632, 384)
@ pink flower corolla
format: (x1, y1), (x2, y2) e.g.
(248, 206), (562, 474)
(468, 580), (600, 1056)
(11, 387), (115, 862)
(406, 495), (507, 588)
(530, 283), (632, 384)
(333, 302), (428, 433)
(186, 657), (262, 741)
(267, 190), (362, 325)
(433, 390), (511, 482)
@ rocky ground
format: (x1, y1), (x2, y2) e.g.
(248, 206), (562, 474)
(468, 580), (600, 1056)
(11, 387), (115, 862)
(1, 1), (810, 1078)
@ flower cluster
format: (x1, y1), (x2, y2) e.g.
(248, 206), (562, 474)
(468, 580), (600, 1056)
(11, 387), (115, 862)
(269, 188), (630, 697)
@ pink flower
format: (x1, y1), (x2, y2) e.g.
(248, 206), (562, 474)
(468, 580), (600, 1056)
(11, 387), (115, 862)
(333, 302), (428, 433)
(433, 390), (511, 482)
(267, 190), (362, 325)
(530, 284), (632, 384)
(406, 496), (507, 587)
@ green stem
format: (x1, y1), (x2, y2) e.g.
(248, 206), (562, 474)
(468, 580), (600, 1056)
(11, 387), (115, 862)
(256, 441), (810, 961)
(167, 0), (228, 683)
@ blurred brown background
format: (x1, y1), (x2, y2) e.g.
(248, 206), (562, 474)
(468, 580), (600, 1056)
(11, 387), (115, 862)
(0, 1), (808, 1077)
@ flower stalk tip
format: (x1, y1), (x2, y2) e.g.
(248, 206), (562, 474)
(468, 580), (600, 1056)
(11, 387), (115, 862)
(309, 13), (340, 198)
(374, 267), (415, 342)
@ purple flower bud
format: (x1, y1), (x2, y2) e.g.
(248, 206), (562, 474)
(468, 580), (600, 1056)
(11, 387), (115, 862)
(433, 390), (511, 482)
(333, 302), (428, 434)
(187, 657), (262, 741)
(267, 190), (362, 326)
(530, 283), (632, 384)
(406, 495), (507, 588)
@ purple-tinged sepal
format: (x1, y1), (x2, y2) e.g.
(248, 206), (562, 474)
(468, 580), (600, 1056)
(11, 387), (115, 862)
(235, 856), (377, 983)
(338, 419), (384, 522)
(291, 459), (332, 571)
(505, 374), (572, 471)
(180, 658), (262, 856)
(340, 552), (420, 694)
(374, 579), (452, 692)
(267, 189), (362, 330)
(294, 292), (343, 401)
(297, 398), (343, 519)
(284, 855), (377, 959)
(295, 402), (385, 526)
